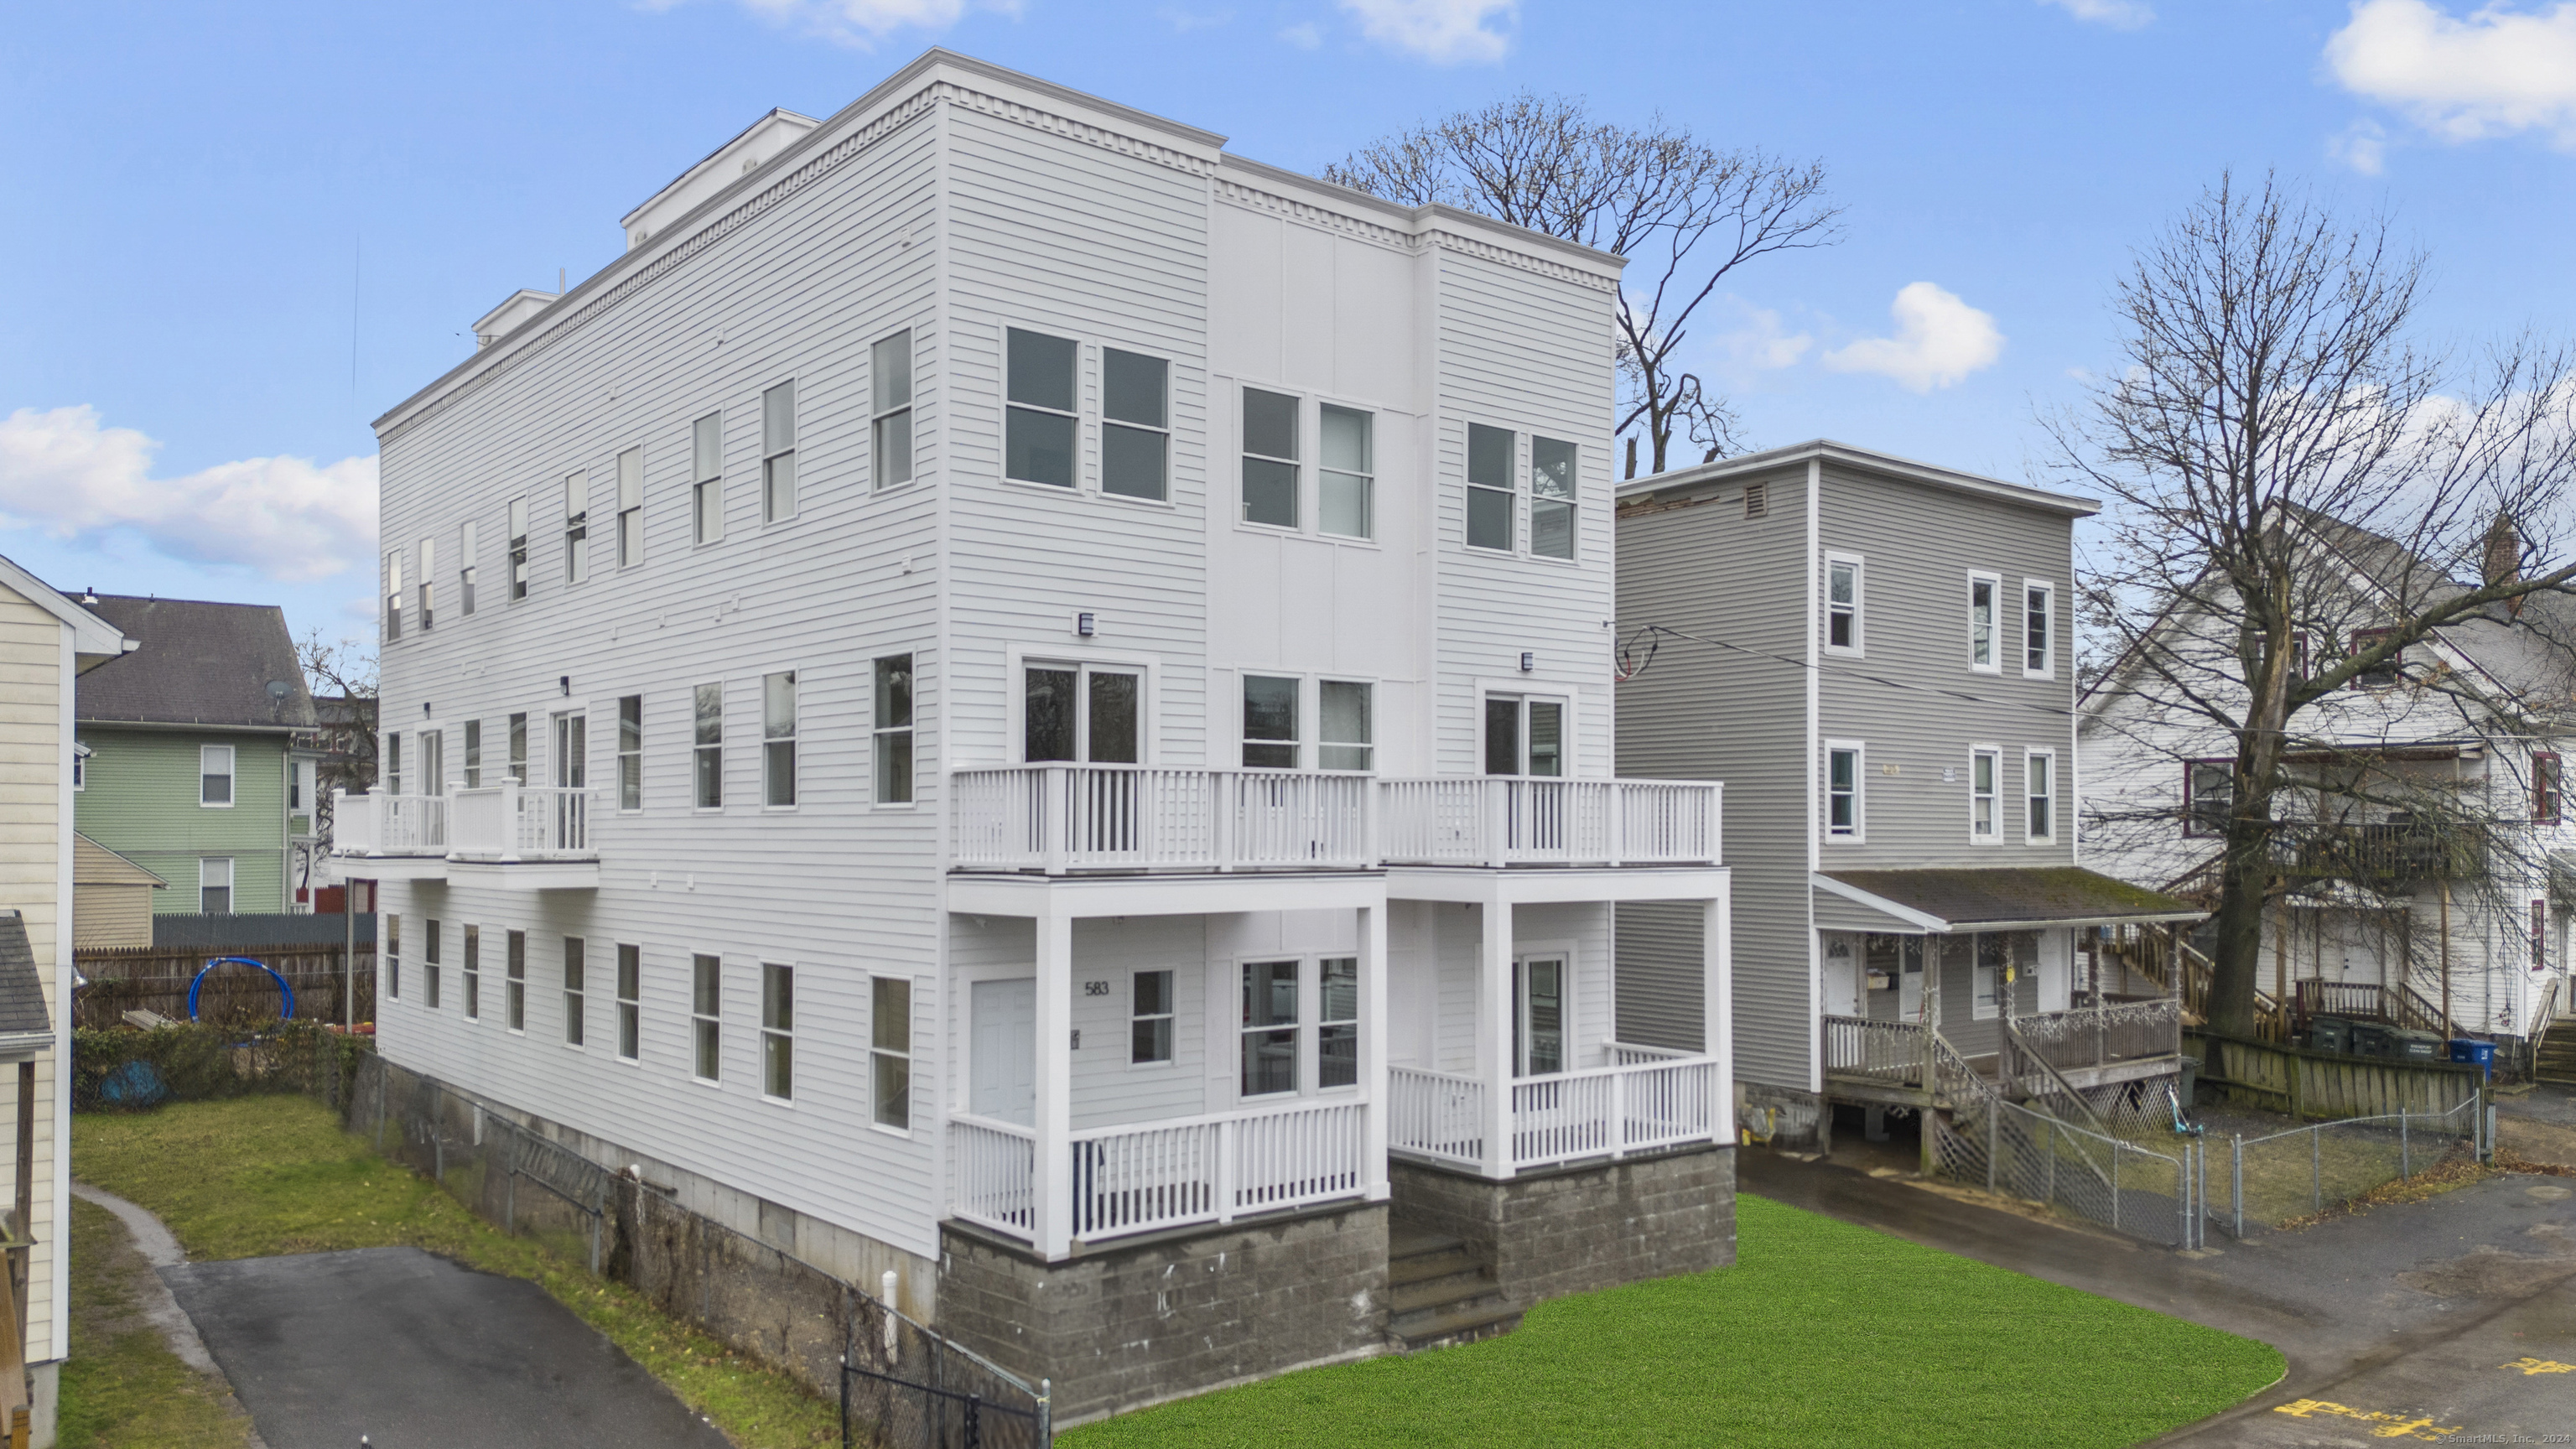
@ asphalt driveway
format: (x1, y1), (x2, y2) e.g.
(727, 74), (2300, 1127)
(161, 1247), (731, 1449)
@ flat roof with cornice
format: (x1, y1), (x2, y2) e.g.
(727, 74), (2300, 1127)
(1616, 439), (2101, 519)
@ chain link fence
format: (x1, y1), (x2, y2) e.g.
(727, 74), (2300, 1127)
(2211, 1097), (2485, 1237)
(1933, 1094), (2206, 1248)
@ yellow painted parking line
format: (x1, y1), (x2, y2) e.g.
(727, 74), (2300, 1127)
(2501, 1356), (2575, 1375)
(2270, 1400), (2462, 1441)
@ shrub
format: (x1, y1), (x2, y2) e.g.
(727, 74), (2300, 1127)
(72, 1021), (367, 1113)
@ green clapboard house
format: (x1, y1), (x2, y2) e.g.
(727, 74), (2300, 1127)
(73, 595), (318, 917)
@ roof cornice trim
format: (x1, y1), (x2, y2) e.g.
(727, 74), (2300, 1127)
(1618, 439), (2101, 518)
(1211, 172), (1622, 294)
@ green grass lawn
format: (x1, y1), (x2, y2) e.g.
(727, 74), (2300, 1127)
(1064, 1195), (2284, 1449)
(72, 1095), (841, 1447)
(55, 1196), (251, 1449)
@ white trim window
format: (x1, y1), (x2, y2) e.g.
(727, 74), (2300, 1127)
(462, 924), (480, 1021)
(1825, 553), (1863, 655)
(762, 671), (797, 808)
(762, 379), (797, 522)
(2023, 581), (2055, 678)
(199, 856), (234, 915)
(616, 695), (642, 812)
(384, 733), (402, 796)
(761, 963), (793, 1101)
(1515, 954), (1566, 1076)
(506, 929), (527, 1031)
(1530, 435), (1576, 559)
(1239, 959), (1299, 1097)
(2026, 749), (2057, 843)
(423, 917), (441, 1009)
(418, 537), (435, 631)
(691, 953), (721, 1082)
(616, 447), (644, 569)
(1970, 745), (2002, 841)
(875, 654), (914, 803)
(1130, 969), (1174, 1065)
(1241, 387), (1298, 527)
(1318, 404), (1373, 539)
(419, 729), (444, 798)
(1467, 423), (1514, 552)
(200, 745), (236, 807)
(1318, 956), (1359, 1088)
(1243, 675), (1299, 768)
(1973, 935), (2005, 1021)
(562, 937), (586, 1047)
(507, 713), (528, 785)
(871, 976), (911, 1130)
(564, 471), (590, 584)
(1026, 662), (1141, 765)
(383, 549), (403, 641)
(1483, 695), (1566, 777)
(1103, 347), (1168, 501)
(385, 912), (400, 1000)
(459, 519), (478, 616)
(507, 498), (531, 600)
(1319, 681), (1374, 771)
(71, 743), (86, 792)
(616, 944), (641, 1062)
(692, 412), (724, 544)
(1826, 741), (1864, 841)
(873, 330), (914, 490)
(1968, 573), (2000, 673)
(693, 683), (723, 809)
(1006, 329), (1077, 489)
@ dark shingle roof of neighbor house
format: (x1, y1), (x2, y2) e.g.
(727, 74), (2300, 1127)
(1819, 866), (2205, 931)
(0, 913), (54, 1040)
(72, 595), (318, 730)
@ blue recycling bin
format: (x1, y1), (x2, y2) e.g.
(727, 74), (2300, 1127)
(2449, 1037), (2495, 1079)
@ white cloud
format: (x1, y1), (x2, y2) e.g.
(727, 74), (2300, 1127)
(2329, 118), (2390, 174)
(1822, 283), (2006, 393)
(2327, 0), (2576, 146)
(652, 0), (1010, 48)
(2041, 0), (2153, 29)
(0, 406), (377, 584)
(1714, 305), (1814, 371)
(1337, 0), (1514, 63)
(1280, 19), (1322, 47)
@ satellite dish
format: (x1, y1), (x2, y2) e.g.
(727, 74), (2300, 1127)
(266, 681), (290, 700)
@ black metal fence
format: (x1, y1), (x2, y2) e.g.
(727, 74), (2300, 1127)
(844, 1355), (1048, 1449)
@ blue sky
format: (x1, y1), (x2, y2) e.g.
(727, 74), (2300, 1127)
(6, 0), (2574, 648)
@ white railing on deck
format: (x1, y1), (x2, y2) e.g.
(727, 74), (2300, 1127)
(949, 1114), (1036, 1236)
(1389, 1054), (1722, 1175)
(331, 790), (378, 854)
(949, 766), (1719, 873)
(1388, 1067), (1485, 1167)
(330, 790), (447, 856)
(1607, 1039), (1696, 1065)
(448, 783), (596, 861)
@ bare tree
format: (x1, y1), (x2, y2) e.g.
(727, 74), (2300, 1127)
(297, 629), (378, 852)
(1324, 93), (1839, 475)
(2063, 172), (2576, 1037)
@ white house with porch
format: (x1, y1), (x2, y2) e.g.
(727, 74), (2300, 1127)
(342, 50), (1733, 1425)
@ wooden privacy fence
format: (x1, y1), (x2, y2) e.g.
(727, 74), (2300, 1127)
(2189, 1029), (2480, 1121)
(74, 942), (376, 1029)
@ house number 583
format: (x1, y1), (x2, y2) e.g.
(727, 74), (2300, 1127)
(1083, 980), (1112, 996)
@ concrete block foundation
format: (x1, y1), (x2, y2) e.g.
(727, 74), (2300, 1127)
(1388, 1144), (1736, 1311)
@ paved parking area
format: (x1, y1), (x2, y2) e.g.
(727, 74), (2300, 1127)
(162, 1247), (731, 1449)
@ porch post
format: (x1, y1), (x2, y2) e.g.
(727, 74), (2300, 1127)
(1360, 901), (1390, 1200)
(1705, 883), (1732, 1146)
(1479, 892), (1514, 1179)
(1033, 911), (1074, 1260)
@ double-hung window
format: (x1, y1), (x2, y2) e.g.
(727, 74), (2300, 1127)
(1483, 696), (1565, 777)
(200, 745), (235, 806)
(2350, 626), (2401, 689)
(462, 924), (480, 1020)
(199, 857), (233, 915)
(385, 913), (400, 1000)
(507, 713), (528, 784)
(873, 331), (914, 490)
(616, 944), (640, 1062)
(763, 672), (797, 808)
(1131, 970), (1174, 1065)
(1005, 330), (1077, 488)
(1826, 742), (1863, 840)
(564, 471), (589, 584)
(459, 520), (477, 615)
(693, 683), (723, 809)
(418, 538), (435, 630)
(2185, 760), (2232, 837)
(871, 977), (911, 1129)
(1467, 423), (1514, 551)
(692, 413), (724, 544)
(507, 498), (530, 600)
(1530, 436), (1576, 558)
(875, 655), (913, 803)
(562, 937), (585, 1046)
(1825, 554), (1862, 654)
(616, 447), (644, 568)
(423, 918), (441, 1009)
(691, 954), (721, 1081)
(1970, 746), (2001, 840)
(617, 695), (641, 811)
(1241, 387), (1298, 527)
(1103, 348), (1167, 501)
(1517, 956), (1565, 1076)
(2023, 582), (2054, 677)
(1318, 957), (1358, 1088)
(1243, 675), (1299, 768)
(1319, 681), (1373, 771)
(762, 380), (797, 522)
(419, 730), (444, 799)
(385, 734), (402, 797)
(2026, 750), (2055, 843)
(2537, 751), (2563, 824)
(1968, 574), (1999, 672)
(1026, 664), (1140, 765)
(761, 963), (793, 1101)
(1240, 960), (1298, 1097)
(383, 550), (403, 641)
(1319, 405), (1373, 539)
(506, 930), (527, 1031)
(1973, 936), (2005, 1021)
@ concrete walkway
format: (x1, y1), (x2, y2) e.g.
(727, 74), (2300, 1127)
(71, 1182), (268, 1449)
(1742, 1150), (2576, 1445)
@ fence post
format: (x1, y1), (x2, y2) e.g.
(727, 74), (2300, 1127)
(2400, 1107), (2410, 1180)
(2044, 1118), (2055, 1208)
(1039, 1377), (1053, 1447)
(2111, 1145), (2122, 1232)
(1986, 1104), (1997, 1194)
(2312, 1126), (2321, 1213)
(375, 1067), (387, 1153)
(839, 1354), (850, 1449)
(2233, 1135), (2243, 1241)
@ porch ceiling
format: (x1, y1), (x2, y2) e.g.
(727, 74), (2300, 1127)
(1814, 866), (2205, 934)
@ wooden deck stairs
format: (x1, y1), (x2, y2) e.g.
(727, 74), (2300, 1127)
(2537, 1008), (2576, 1088)
(1384, 1227), (1519, 1352)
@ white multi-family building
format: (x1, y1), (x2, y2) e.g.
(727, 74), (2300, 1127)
(342, 50), (1734, 1421)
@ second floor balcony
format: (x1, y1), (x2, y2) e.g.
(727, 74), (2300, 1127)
(333, 784), (598, 887)
(948, 766), (1722, 875)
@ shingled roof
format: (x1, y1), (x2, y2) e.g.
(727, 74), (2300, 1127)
(73, 595), (318, 730)
(0, 912), (54, 1046)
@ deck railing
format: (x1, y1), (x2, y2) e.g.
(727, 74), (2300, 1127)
(1389, 1051), (1722, 1176)
(2008, 998), (2182, 1077)
(948, 1114), (1036, 1236)
(1820, 1015), (1930, 1087)
(330, 789), (448, 856)
(1388, 1067), (1486, 1167)
(449, 783), (595, 861)
(948, 766), (1720, 874)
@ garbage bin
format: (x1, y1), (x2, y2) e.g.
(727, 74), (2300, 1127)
(2349, 1021), (2394, 1058)
(2449, 1037), (2496, 1080)
(2309, 1015), (2353, 1054)
(2388, 1028), (2445, 1063)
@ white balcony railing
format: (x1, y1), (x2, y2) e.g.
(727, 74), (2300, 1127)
(330, 786), (594, 863)
(329, 789), (448, 857)
(949, 766), (1720, 874)
(1389, 1049), (1724, 1176)
(946, 1098), (1368, 1248)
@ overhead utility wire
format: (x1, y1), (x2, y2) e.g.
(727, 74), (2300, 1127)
(1616, 622), (2080, 721)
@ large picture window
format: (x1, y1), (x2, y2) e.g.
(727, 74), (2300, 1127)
(1005, 329), (1077, 488)
(1483, 697), (1564, 777)
(1025, 663), (1139, 765)
(1103, 348), (1168, 501)
(1241, 387), (1298, 527)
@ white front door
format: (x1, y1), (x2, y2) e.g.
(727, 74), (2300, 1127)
(971, 978), (1036, 1126)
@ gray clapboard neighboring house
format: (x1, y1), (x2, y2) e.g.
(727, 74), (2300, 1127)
(1613, 442), (2200, 1150)
(345, 49), (1736, 1425)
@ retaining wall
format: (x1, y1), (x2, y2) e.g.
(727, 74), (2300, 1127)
(1389, 1143), (1736, 1311)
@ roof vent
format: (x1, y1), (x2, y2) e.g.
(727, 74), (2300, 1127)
(1744, 481), (1768, 519)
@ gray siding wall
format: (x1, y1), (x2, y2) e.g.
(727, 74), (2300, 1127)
(1613, 465), (1811, 1087)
